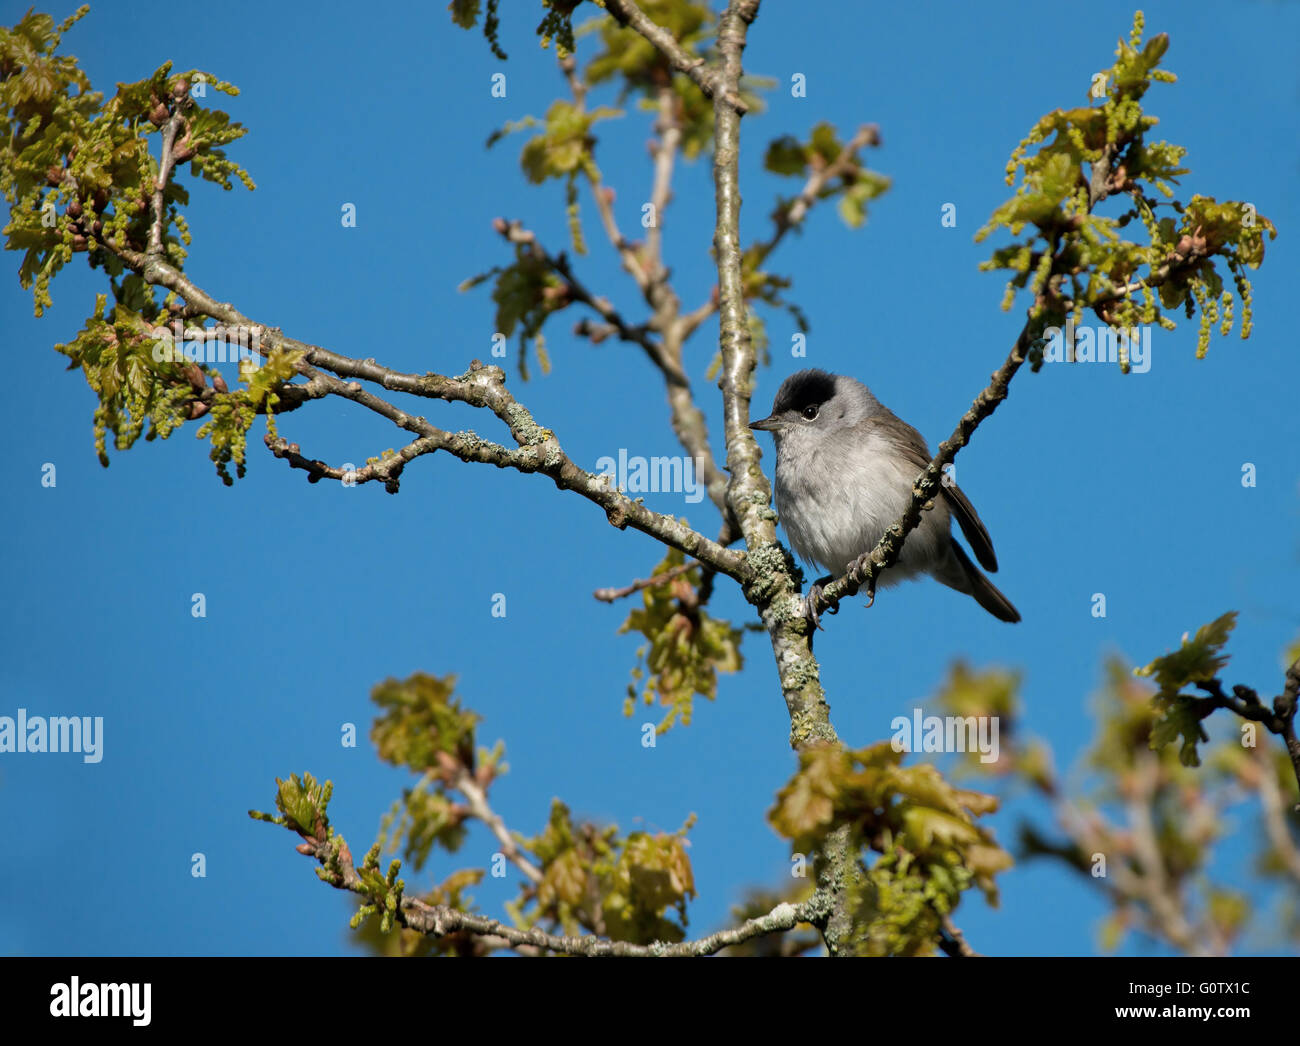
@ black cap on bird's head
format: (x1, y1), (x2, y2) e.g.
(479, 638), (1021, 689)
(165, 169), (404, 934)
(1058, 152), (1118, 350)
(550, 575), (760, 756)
(750, 369), (843, 432)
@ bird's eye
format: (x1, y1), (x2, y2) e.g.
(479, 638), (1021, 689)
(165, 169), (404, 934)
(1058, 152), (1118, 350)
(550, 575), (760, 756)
(801, 404), (819, 421)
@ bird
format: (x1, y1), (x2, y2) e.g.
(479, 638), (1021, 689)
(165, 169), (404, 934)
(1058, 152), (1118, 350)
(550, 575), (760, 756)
(749, 368), (1020, 626)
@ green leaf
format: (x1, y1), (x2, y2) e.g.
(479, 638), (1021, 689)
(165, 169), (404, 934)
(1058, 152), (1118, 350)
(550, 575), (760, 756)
(619, 548), (744, 733)
(1148, 695), (1209, 766)
(370, 672), (480, 773)
(1136, 612), (1238, 696)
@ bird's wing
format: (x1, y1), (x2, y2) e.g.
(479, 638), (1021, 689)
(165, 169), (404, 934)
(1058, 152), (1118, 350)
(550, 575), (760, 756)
(876, 410), (1000, 573)
(941, 483), (999, 573)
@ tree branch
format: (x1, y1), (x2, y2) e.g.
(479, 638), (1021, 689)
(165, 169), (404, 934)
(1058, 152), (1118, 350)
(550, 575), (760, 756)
(491, 215), (735, 530)
(305, 831), (811, 956)
(705, 0), (866, 957)
(558, 50), (735, 529)
(1192, 660), (1300, 798)
(561, 54), (652, 292)
(452, 768), (542, 886)
(750, 122), (881, 269)
(1043, 766), (1227, 955)
(493, 217), (663, 364)
(644, 81), (679, 293)
(1122, 751), (1218, 955)
(603, 0), (749, 113)
(593, 560), (700, 602)
(99, 244), (751, 583)
(146, 105), (185, 258)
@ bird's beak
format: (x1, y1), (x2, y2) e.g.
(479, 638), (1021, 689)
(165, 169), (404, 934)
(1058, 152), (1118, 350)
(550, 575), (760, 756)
(749, 414), (780, 432)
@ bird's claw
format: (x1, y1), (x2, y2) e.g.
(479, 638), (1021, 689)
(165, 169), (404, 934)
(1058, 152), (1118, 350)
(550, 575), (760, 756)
(805, 583), (825, 631)
(847, 554), (878, 609)
(805, 575), (838, 632)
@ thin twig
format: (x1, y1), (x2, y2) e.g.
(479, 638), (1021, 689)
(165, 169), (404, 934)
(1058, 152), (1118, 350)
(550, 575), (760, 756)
(750, 122), (881, 268)
(1192, 662), (1300, 798)
(561, 53), (651, 291)
(453, 769), (542, 885)
(645, 82), (679, 291)
(146, 108), (186, 257)
(493, 217), (665, 365)
(593, 561), (699, 602)
(305, 831), (811, 956)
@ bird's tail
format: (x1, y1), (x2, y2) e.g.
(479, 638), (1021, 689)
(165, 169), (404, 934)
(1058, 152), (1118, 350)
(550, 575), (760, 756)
(944, 539), (1021, 623)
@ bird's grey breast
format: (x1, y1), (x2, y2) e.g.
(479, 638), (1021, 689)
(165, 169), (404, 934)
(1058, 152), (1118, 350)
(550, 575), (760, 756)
(774, 421), (949, 580)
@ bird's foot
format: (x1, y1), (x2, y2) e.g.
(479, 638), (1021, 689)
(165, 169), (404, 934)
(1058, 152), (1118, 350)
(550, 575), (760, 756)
(846, 553), (878, 608)
(805, 574), (838, 631)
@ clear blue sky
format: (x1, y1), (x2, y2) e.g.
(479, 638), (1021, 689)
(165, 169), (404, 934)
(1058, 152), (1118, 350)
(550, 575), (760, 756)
(2, 0), (1297, 956)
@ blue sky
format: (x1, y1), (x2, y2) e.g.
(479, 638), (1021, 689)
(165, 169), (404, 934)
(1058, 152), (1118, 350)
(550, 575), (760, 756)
(1, 0), (1297, 956)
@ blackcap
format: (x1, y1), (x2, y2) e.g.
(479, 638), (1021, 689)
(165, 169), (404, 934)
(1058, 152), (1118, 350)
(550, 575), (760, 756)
(749, 369), (1020, 624)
